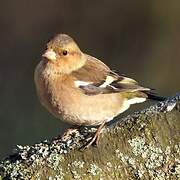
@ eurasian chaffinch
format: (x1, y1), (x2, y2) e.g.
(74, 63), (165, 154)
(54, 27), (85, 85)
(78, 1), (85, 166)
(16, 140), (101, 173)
(34, 34), (165, 148)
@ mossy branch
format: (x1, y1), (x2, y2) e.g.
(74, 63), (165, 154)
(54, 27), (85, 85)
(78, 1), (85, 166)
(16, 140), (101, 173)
(0, 94), (180, 179)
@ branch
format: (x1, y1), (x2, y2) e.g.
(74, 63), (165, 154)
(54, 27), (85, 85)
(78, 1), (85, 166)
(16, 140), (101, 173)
(0, 94), (180, 179)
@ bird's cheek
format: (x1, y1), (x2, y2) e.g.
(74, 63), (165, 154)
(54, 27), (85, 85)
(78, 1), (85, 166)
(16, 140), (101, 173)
(55, 58), (65, 67)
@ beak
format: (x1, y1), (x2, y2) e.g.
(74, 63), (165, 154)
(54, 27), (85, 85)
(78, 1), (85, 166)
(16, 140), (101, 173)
(42, 49), (56, 61)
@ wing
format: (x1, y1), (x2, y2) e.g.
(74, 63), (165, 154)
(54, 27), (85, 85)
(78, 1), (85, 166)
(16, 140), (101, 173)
(72, 54), (150, 95)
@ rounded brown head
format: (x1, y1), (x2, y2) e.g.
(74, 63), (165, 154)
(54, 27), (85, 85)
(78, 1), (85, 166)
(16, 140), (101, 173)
(48, 34), (75, 48)
(42, 34), (86, 74)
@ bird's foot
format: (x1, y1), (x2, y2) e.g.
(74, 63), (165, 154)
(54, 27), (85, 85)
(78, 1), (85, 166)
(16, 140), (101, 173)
(61, 126), (79, 141)
(83, 121), (106, 149)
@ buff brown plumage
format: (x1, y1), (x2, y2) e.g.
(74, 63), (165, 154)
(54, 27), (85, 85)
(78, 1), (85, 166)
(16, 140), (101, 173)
(34, 34), (165, 148)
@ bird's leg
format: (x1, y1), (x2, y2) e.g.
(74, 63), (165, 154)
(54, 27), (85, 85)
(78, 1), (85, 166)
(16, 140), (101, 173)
(61, 125), (80, 141)
(84, 120), (106, 149)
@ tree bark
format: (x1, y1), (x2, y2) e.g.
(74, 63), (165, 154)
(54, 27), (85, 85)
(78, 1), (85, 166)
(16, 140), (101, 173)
(0, 94), (180, 180)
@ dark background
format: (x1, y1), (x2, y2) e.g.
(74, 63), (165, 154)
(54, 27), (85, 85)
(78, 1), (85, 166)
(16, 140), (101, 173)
(0, 0), (179, 158)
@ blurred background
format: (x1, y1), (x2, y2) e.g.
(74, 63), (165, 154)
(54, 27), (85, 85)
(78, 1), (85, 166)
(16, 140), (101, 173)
(0, 0), (179, 158)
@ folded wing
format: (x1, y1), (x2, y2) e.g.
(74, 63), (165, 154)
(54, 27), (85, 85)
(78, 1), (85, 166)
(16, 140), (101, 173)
(72, 54), (150, 96)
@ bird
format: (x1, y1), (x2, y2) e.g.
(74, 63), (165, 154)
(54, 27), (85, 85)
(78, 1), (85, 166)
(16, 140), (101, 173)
(34, 34), (165, 148)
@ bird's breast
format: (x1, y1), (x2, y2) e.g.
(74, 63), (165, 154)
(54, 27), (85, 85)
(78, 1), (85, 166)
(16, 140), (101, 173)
(35, 66), (124, 126)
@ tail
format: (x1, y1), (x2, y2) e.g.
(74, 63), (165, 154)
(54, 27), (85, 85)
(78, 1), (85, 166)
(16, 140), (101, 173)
(144, 91), (166, 101)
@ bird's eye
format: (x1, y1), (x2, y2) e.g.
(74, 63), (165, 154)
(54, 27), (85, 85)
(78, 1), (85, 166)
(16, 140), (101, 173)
(62, 50), (68, 56)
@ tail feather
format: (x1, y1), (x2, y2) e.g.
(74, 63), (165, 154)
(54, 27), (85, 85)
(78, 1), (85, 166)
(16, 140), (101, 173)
(144, 91), (166, 101)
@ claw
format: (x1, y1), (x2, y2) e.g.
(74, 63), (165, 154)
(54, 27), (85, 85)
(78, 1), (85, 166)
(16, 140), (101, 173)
(83, 121), (106, 149)
(61, 126), (79, 141)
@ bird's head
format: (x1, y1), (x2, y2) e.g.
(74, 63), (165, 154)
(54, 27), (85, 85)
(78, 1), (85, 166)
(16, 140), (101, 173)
(42, 34), (86, 74)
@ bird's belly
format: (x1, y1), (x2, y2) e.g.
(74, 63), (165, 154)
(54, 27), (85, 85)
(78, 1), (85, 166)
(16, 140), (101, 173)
(60, 93), (124, 126)
(35, 77), (126, 126)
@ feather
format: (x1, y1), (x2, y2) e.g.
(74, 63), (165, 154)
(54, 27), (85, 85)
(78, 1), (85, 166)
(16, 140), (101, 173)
(71, 54), (152, 96)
